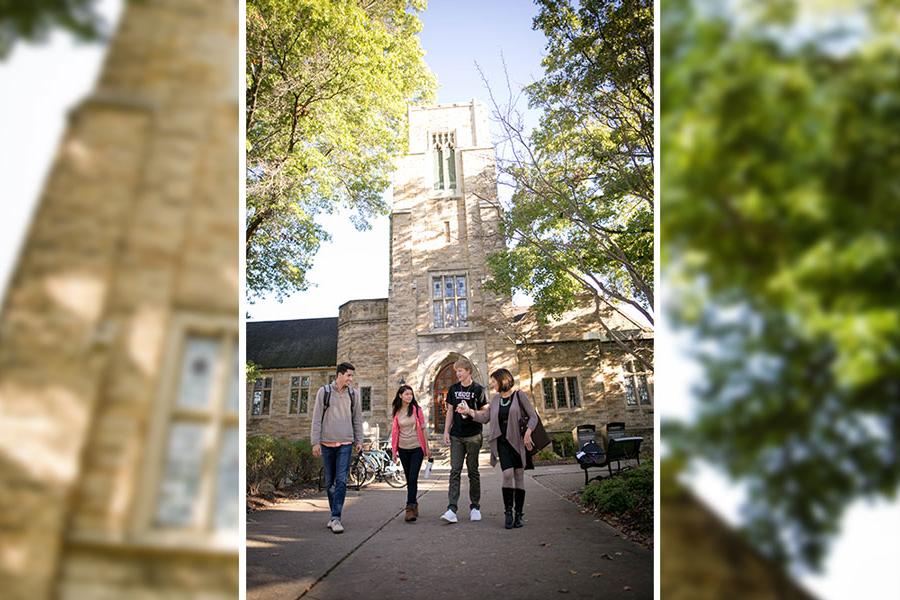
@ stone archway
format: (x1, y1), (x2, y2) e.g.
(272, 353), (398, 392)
(429, 353), (482, 433)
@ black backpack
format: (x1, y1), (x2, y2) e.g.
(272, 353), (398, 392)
(577, 440), (605, 466)
(320, 384), (356, 427)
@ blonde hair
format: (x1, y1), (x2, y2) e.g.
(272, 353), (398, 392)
(453, 357), (473, 373)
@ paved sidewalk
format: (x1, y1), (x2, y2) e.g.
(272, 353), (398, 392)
(247, 453), (652, 599)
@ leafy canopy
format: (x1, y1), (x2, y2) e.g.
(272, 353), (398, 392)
(485, 0), (653, 358)
(246, 0), (435, 301)
(662, 0), (900, 570)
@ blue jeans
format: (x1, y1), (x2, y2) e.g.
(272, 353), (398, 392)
(321, 444), (353, 520)
(398, 447), (424, 506)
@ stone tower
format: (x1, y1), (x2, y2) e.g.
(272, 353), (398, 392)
(386, 101), (518, 432)
(0, 1), (238, 598)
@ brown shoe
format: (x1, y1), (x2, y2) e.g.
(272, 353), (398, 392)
(404, 506), (415, 522)
(412, 505), (419, 519)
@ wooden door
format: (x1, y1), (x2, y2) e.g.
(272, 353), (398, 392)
(432, 363), (456, 433)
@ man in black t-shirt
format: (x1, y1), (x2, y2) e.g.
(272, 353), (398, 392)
(440, 357), (488, 523)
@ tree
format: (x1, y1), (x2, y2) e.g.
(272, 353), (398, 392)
(483, 0), (654, 370)
(246, 0), (435, 300)
(662, 0), (900, 570)
(0, 0), (110, 59)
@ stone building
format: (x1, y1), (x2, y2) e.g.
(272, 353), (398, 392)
(248, 101), (653, 450)
(0, 1), (238, 598)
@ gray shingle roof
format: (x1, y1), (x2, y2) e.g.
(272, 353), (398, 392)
(246, 317), (338, 370)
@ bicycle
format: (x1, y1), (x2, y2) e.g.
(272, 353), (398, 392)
(362, 446), (406, 488)
(317, 450), (368, 492)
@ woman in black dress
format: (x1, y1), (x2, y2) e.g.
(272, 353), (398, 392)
(457, 368), (538, 529)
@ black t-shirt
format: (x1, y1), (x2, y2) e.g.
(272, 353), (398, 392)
(446, 381), (487, 438)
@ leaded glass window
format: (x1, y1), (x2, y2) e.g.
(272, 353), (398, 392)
(432, 274), (468, 328)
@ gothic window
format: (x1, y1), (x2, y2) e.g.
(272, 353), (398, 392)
(432, 131), (457, 191)
(361, 386), (372, 412)
(152, 325), (238, 538)
(289, 375), (310, 414)
(542, 376), (581, 409)
(623, 360), (652, 406)
(432, 274), (468, 328)
(251, 376), (272, 416)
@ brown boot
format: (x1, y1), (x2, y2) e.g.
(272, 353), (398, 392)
(404, 505), (415, 522)
(412, 504), (419, 519)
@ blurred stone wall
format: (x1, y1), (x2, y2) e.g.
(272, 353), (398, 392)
(0, 0), (238, 598)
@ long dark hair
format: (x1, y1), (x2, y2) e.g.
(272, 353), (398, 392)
(391, 385), (419, 417)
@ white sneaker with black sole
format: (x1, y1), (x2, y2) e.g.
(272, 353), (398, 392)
(440, 509), (458, 523)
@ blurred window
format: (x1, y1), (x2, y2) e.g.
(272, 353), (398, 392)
(289, 375), (310, 414)
(149, 321), (238, 541)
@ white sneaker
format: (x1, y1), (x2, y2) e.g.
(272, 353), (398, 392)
(326, 518), (337, 529)
(330, 520), (344, 534)
(441, 509), (458, 523)
(470, 508), (482, 521)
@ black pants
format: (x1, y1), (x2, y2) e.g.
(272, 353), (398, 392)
(397, 447), (424, 506)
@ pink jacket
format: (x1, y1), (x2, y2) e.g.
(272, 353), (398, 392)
(391, 404), (429, 458)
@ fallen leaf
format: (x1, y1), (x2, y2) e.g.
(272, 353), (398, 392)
(591, 573), (603, 578)
(601, 553), (615, 560)
(615, 552), (623, 556)
(569, 570), (578, 575)
(624, 586), (631, 592)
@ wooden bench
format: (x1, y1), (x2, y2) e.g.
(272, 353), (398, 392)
(579, 436), (643, 485)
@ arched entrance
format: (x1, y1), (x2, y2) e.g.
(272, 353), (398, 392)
(432, 362), (457, 433)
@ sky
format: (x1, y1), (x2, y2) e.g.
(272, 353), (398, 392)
(0, 1), (896, 598)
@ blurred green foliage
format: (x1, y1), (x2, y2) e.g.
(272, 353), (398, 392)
(485, 0), (653, 358)
(662, 0), (900, 570)
(245, 0), (435, 301)
(0, 0), (109, 59)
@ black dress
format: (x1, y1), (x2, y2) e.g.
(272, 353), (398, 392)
(497, 397), (534, 470)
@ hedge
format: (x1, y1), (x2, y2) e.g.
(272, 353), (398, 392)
(247, 435), (318, 494)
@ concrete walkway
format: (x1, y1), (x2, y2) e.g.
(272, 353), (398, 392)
(247, 453), (652, 600)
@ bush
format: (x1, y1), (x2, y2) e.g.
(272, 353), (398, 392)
(247, 435), (318, 494)
(551, 433), (577, 458)
(534, 447), (561, 462)
(581, 461), (653, 533)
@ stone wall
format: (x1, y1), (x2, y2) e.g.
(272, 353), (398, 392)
(246, 368), (335, 440)
(0, 0), (238, 597)
(517, 339), (654, 457)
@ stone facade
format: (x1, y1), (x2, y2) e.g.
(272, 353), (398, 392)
(248, 101), (653, 453)
(0, 1), (238, 598)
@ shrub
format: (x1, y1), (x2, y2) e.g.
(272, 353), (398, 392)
(247, 435), (317, 494)
(551, 433), (577, 457)
(581, 461), (653, 533)
(534, 447), (561, 462)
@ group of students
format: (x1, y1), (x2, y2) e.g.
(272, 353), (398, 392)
(310, 357), (540, 534)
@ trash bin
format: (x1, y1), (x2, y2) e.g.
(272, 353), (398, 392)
(572, 424), (597, 449)
(600, 422), (626, 451)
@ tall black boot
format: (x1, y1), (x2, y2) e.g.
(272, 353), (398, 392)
(502, 487), (515, 529)
(513, 488), (525, 528)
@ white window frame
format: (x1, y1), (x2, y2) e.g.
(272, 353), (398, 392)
(431, 272), (470, 330)
(132, 313), (238, 552)
(289, 375), (311, 415)
(250, 375), (272, 417)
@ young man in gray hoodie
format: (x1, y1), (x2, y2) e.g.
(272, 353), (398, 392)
(311, 362), (363, 533)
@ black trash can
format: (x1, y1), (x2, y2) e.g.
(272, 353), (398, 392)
(600, 422), (626, 451)
(572, 424), (597, 449)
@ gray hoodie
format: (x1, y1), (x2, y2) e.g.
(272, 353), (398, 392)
(310, 383), (363, 445)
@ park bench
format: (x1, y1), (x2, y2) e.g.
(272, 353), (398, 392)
(574, 422), (643, 485)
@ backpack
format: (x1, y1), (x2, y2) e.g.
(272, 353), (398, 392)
(320, 384), (356, 428)
(576, 440), (605, 466)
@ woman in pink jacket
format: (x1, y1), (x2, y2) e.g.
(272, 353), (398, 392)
(390, 385), (430, 522)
